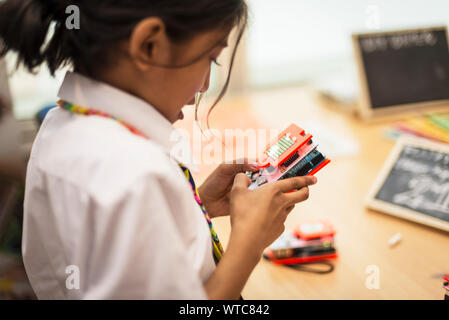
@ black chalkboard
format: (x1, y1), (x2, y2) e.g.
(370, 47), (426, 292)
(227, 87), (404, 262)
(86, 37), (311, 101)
(358, 27), (449, 108)
(375, 144), (449, 223)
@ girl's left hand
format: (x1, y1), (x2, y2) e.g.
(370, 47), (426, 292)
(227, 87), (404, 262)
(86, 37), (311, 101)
(198, 159), (259, 218)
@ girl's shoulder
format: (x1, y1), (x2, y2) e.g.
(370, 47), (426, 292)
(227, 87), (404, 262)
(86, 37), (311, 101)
(30, 107), (184, 203)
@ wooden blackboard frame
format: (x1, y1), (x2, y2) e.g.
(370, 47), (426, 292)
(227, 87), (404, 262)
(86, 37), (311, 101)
(352, 26), (449, 121)
(366, 136), (449, 233)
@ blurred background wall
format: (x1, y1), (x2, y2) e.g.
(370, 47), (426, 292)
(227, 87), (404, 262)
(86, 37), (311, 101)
(5, 0), (449, 121)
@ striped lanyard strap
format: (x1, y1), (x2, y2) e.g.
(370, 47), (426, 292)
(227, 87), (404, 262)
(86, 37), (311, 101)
(58, 100), (224, 263)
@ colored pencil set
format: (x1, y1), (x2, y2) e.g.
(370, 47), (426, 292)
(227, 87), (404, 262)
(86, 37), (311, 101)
(391, 112), (449, 144)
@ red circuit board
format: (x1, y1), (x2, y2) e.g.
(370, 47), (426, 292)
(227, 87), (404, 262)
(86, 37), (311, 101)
(258, 124), (313, 168)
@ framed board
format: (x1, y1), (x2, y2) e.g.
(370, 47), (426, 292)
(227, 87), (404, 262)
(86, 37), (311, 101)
(353, 26), (449, 120)
(366, 136), (449, 232)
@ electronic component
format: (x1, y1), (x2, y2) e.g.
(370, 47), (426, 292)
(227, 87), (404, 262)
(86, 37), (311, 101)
(247, 123), (330, 190)
(263, 225), (338, 265)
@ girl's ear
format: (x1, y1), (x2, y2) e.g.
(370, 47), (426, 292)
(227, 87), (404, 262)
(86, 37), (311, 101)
(129, 17), (172, 71)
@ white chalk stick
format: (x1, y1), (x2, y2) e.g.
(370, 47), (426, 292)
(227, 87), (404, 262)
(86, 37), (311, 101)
(388, 233), (402, 247)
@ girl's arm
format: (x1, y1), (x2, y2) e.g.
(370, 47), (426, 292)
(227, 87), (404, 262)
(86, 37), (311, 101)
(204, 173), (317, 299)
(205, 231), (262, 300)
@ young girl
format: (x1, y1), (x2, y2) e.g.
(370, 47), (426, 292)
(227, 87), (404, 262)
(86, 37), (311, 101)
(0, 0), (317, 299)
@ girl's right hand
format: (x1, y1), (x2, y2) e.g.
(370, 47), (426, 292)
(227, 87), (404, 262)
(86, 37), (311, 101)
(229, 173), (318, 257)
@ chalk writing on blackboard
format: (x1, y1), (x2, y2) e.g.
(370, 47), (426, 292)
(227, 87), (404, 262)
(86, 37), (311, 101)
(360, 31), (438, 53)
(353, 27), (449, 116)
(375, 146), (449, 221)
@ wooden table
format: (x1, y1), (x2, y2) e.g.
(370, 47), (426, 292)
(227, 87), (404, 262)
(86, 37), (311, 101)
(177, 85), (449, 299)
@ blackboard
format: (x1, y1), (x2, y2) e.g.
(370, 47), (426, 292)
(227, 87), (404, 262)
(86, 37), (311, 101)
(367, 137), (449, 232)
(353, 27), (449, 118)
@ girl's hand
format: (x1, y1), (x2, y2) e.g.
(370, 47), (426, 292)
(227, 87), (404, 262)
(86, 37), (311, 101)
(198, 159), (259, 219)
(204, 173), (317, 300)
(229, 173), (317, 256)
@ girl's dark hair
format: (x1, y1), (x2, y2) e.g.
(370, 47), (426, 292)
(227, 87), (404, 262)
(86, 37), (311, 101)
(0, 98), (5, 121)
(0, 0), (248, 122)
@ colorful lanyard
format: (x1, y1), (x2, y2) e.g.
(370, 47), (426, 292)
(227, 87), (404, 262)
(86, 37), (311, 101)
(57, 100), (224, 263)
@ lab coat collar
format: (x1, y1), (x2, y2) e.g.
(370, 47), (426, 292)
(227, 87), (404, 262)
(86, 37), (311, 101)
(57, 71), (198, 172)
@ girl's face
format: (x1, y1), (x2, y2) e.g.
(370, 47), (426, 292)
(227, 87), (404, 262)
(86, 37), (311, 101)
(111, 18), (230, 124)
(161, 30), (229, 122)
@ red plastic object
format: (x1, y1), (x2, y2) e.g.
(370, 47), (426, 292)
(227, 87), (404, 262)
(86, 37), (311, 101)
(265, 251), (338, 265)
(294, 220), (336, 240)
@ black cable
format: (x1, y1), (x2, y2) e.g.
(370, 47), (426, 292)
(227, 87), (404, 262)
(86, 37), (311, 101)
(283, 260), (334, 274)
(263, 254), (335, 274)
